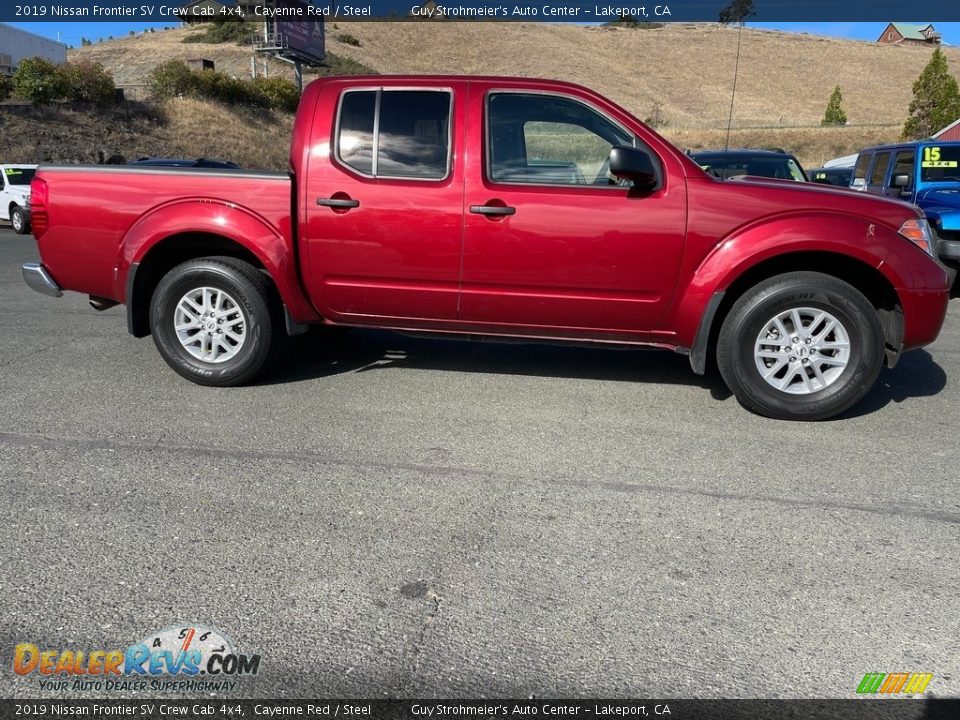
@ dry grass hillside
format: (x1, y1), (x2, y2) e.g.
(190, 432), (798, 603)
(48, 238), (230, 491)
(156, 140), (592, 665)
(72, 26), (302, 93)
(322, 22), (957, 129)
(74, 22), (959, 128)
(5, 22), (952, 169)
(0, 100), (293, 169)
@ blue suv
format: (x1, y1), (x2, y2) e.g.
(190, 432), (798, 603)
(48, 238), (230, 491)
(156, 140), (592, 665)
(851, 141), (960, 286)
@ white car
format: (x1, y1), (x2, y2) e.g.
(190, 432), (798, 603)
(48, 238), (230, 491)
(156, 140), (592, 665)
(1, 165), (38, 234)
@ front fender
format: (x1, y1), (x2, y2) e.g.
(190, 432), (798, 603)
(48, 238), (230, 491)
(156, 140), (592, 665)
(115, 199), (318, 322)
(924, 208), (960, 233)
(670, 212), (921, 349)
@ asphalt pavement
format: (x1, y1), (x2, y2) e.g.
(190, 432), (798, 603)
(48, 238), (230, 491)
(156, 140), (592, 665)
(1, 228), (958, 700)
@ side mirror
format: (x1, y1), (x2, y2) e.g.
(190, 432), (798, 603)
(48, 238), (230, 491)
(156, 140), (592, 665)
(609, 146), (659, 191)
(893, 174), (911, 188)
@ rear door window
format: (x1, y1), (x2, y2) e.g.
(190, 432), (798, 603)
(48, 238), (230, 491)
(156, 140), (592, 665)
(337, 91), (376, 175)
(336, 89), (452, 180)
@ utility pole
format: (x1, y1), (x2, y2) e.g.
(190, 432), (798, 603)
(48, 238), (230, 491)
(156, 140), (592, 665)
(725, 22), (743, 152)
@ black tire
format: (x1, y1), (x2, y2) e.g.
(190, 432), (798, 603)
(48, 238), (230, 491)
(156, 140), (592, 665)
(717, 272), (884, 421)
(945, 260), (959, 299)
(149, 256), (281, 387)
(10, 205), (29, 234)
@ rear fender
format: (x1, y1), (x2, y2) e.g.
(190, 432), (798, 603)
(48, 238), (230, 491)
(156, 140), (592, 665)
(116, 199), (318, 323)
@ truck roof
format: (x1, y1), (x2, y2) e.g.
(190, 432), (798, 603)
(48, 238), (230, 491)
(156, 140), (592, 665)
(303, 74), (598, 97)
(858, 139), (960, 153)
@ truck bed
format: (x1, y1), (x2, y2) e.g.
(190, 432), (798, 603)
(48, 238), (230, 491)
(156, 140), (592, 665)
(34, 165), (291, 303)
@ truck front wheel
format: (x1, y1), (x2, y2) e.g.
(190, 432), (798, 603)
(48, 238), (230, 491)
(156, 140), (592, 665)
(149, 256), (280, 386)
(717, 272), (884, 421)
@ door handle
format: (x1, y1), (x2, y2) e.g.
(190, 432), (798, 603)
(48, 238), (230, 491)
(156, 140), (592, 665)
(470, 204), (516, 216)
(317, 197), (360, 209)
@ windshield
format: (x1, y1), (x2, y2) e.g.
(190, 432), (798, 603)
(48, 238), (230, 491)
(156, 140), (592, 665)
(3, 168), (36, 186)
(697, 156), (807, 182)
(920, 144), (960, 182)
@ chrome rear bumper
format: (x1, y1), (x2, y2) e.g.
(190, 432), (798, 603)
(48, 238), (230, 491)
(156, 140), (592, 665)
(21, 262), (63, 298)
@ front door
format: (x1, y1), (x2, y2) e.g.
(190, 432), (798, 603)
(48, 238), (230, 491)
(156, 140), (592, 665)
(460, 89), (686, 336)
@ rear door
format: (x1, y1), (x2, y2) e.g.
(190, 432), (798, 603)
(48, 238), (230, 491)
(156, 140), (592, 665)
(459, 86), (686, 335)
(302, 82), (465, 322)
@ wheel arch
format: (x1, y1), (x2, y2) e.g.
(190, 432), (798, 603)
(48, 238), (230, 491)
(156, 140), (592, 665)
(126, 232), (272, 337)
(690, 251), (902, 374)
(119, 201), (320, 338)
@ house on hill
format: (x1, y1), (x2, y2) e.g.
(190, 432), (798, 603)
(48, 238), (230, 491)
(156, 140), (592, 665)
(877, 23), (942, 46)
(934, 118), (960, 141)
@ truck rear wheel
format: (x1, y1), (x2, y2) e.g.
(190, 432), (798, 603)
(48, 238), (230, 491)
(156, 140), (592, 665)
(717, 272), (884, 421)
(149, 256), (280, 386)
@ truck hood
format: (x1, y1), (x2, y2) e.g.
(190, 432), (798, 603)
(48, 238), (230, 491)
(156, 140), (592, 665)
(723, 175), (920, 230)
(916, 187), (960, 231)
(916, 187), (960, 211)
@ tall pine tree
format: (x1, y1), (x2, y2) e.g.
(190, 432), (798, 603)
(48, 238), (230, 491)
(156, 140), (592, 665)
(822, 86), (847, 126)
(903, 48), (960, 139)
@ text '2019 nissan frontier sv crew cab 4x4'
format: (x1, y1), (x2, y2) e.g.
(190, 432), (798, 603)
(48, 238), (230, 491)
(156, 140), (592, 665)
(22, 76), (950, 420)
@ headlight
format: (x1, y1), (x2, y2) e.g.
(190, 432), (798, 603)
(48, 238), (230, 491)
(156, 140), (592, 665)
(898, 217), (936, 257)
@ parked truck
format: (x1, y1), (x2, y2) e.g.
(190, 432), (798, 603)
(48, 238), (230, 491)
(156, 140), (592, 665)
(850, 140), (960, 286)
(21, 76), (951, 420)
(1, 164), (37, 234)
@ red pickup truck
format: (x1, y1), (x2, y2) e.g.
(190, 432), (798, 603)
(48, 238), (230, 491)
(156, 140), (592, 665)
(22, 76), (950, 420)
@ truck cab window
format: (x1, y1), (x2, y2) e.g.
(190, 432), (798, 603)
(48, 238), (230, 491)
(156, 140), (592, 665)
(869, 153), (891, 187)
(338, 91), (376, 175)
(851, 153), (871, 189)
(378, 91), (451, 179)
(336, 89), (452, 180)
(487, 93), (634, 187)
(891, 151), (915, 188)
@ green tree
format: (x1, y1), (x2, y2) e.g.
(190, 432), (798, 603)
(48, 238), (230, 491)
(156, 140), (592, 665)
(903, 47), (960, 140)
(149, 60), (194, 100)
(60, 61), (116, 105)
(250, 77), (301, 113)
(12, 57), (67, 103)
(822, 86), (847, 126)
(0, 74), (12, 102)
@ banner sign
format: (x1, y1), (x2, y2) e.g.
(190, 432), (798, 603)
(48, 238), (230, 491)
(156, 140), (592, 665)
(8, 1), (960, 23)
(3, 699), (959, 719)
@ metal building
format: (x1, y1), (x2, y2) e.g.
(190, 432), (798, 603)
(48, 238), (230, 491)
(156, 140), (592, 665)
(0, 24), (68, 76)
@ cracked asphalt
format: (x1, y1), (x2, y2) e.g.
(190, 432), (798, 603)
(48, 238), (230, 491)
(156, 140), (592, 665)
(1, 229), (958, 700)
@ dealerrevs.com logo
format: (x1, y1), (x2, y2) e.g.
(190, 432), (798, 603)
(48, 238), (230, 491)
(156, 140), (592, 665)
(13, 625), (261, 692)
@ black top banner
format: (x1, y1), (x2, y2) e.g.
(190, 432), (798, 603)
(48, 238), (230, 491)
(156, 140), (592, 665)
(7, 1), (960, 23)
(3, 699), (960, 720)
